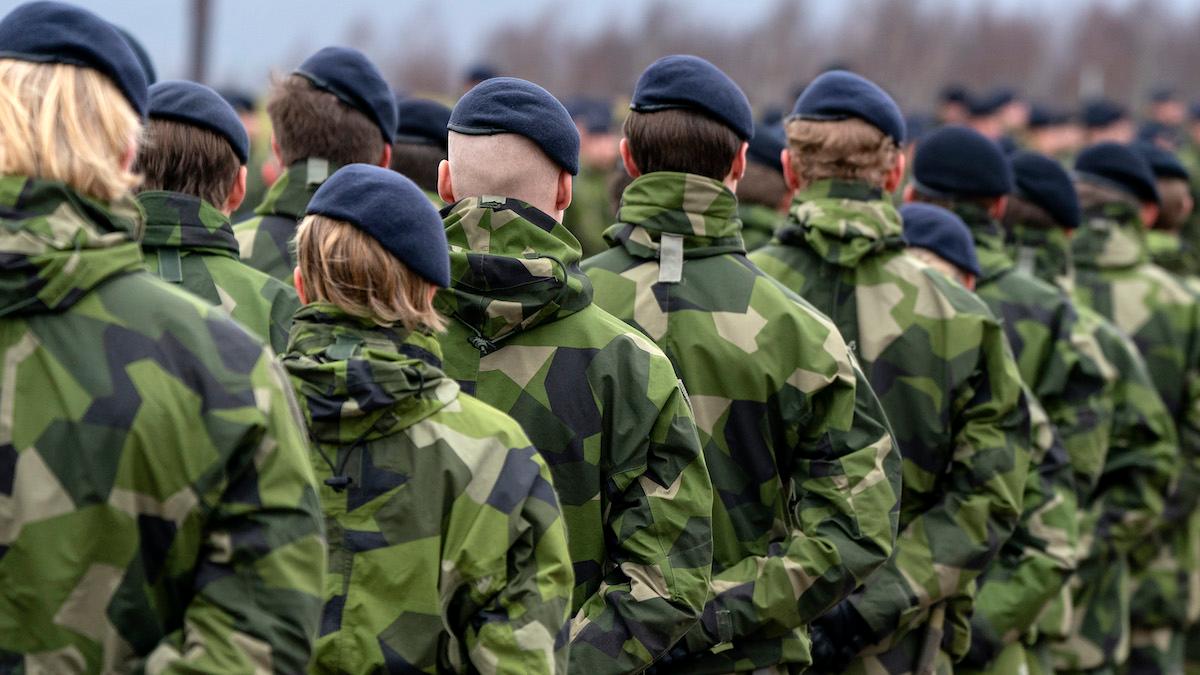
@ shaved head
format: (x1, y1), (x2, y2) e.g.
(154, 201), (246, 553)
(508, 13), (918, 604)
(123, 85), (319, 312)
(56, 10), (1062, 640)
(445, 132), (567, 216)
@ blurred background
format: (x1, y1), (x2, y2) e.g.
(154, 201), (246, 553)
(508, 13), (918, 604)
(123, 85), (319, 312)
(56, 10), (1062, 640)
(15, 0), (1200, 111)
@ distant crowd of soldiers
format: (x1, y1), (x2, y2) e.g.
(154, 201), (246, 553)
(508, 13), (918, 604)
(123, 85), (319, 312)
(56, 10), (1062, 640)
(4, 2), (1200, 675)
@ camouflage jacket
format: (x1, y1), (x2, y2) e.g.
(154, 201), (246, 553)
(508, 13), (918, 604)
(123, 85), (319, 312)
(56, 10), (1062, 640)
(234, 158), (342, 286)
(749, 180), (1031, 665)
(1072, 201), (1200, 629)
(282, 304), (574, 674)
(562, 166), (614, 259)
(138, 190), (299, 354)
(434, 197), (715, 674)
(582, 172), (901, 673)
(737, 203), (783, 252)
(0, 177), (325, 673)
(1147, 229), (1193, 278)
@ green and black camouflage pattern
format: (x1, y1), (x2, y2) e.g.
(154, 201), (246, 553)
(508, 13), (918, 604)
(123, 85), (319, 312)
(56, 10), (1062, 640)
(562, 167), (613, 259)
(138, 190), (299, 354)
(283, 304), (574, 674)
(0, 176), (325, 673)
(235, 158), (343, 286)
(737, 202), (784, 252)
(1071, 200), (1200, 674)
(434, 196), (715, 674)
(582, 172), (902, 673)
(750, 179), (1031, 674)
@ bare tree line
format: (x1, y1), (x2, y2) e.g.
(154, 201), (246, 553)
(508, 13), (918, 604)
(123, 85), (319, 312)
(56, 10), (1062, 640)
(350, 0), (1200, 115)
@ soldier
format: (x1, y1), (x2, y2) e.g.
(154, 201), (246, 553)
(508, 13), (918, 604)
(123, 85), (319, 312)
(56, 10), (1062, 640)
(135, 80), (300, 354)
(1082, 99), (1135, 145)
(234, 46), (397, 286)
(434, 77), (715, 674)
(561, 97), (620, 258)
(937, 83), (971, 126)
(1133, 141), (1197, 277)
(1026, 105), (1079, 162)
(0, 2), (325, 671)
(1148, 87), (1187, 130)
(1070, 143), (1200, 675)
(581, 55), (901, 674)
(900, 202), (981, 288)
(1002, 150), (1178, 674)
(966, 89), (1010, 142)
(737, 122), (792, 251)
(749, 70), (1031, 675)
(283, 164), (574, 673)
(390, 96), (452, 204)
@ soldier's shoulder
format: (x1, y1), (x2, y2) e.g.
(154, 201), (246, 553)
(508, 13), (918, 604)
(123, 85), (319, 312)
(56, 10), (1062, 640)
(578, 245), (630, 273)
(890, 251), (999, 322)
(437, 389), (535, 449)
(1141, 261), (1200, 307)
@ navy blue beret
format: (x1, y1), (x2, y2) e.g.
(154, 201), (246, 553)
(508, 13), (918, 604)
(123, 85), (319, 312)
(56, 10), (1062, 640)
(791, 70), (905, 145)
(913, 126), (1013, 198)
(395, 97), (451, 148)
(1081, 99), (1126, 129)
(904, 113), (935, 144)
(631, 55), (754, 140)
(747, 123), (785, 172)
(450, 77), (580, 175)
(1010, 151), (1081, 230)
(939, 84), (970, 105)
(295, 46), (397, 144)
(900, 203), (982, 277)
(1075, 142), (1161, 205)
(968, 87), (1015, 117)
(114, 25), (156, 86)
(1132, 141), (1190, 181)
(1028, 104), (1071, 129)
(307, 164), (450, 287)
(565, 97), (614, 134)
(1137, 121), (1183, 149)
(219, 88), (256, 113)
(149, 81), (250, 164)
(0, 1), (148, 117)
(465, 64), (499, 83)
(1150, 86), (1177, 103)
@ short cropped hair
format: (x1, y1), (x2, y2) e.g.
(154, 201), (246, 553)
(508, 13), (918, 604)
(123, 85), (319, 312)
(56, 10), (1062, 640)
(390, 142), (445, 194)
(267, 74), (385, 167)
(784, 117), (898, 188)
(738, 161), (788, 209)
(623, 108), (741, 181)
(1074, 178), (1140, 212)
(137, 119), (240, 206)
(1003, 195), (1063, 230)
(0, 59), (141, 202)
(295, 214), (446, 332)
(1155, 178), (1193, 231)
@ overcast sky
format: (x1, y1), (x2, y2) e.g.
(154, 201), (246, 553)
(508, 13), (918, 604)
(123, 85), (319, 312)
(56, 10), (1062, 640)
(0, 0), (1173, 89)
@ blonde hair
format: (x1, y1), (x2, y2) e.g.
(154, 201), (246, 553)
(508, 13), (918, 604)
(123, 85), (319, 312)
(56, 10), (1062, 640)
(295, 214), (447, 332)
(784, 117), (898, 188)
(0, 59), (141, 202)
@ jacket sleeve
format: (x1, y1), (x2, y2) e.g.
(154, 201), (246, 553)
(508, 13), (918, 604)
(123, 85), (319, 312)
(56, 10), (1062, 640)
(967, 393), (1078, 665)
(267, 283), (302, 356)
(147, 355), (326, 674)
(567, 350), (714, 675)
(688, 353), (901, 651)
(843, 319), (1030, 645)
(454, 444), (575, 675)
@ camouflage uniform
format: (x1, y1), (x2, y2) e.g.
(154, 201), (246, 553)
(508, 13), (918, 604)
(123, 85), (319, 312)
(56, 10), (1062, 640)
(749, 180), (1031, 674)
(282, 303), (574, 674)
(434, 196), (715, 674)
(1147, 229), (1194, 279)
(235, 158), (342, 286)
(737, 202), (783, 252)
(138, 190), (300, 354)
(562, 166), (614, 259)
(0, 176), (325, 672)
(1006, 223), (1179, 672)
(943, 203), (1112, 672)
(1070, 201), (1200, 674)
(581, 172), (902, 673)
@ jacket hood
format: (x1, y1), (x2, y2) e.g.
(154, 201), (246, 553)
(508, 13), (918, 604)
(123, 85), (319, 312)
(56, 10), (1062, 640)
(1071, 201), (1148, 270)
(254, 158), (344, 221)
(138, 191), (239, 258)
(775, 179), (905, 267)
(437, 196), (592, 351)
(0, 176), (145, 316)
(282, 303), (456, 445)
(949, 201), (1014, 283)
(605, 171), (745, 259)
(1006, 222), (1075, 294)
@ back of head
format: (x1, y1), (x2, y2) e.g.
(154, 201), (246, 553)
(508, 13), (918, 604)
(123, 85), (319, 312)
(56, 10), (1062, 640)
(1074, 142), (1160, 207)
(739, 123), (788, 208)
(447, 132), (563, 208)
(1007, 150), (1080, 231)
(911, 126), (1013, 202)
(391, 97), (451, 193)
(298, 164), (448, 331)
(785, 70), (904, 189)
(268, 74), (387, 167)
(900, 202), (981, 282)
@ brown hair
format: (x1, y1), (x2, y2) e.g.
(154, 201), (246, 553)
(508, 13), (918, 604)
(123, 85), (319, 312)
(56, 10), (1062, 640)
(1155, 178), (1193, 231)
(784, 117), (898, 188)
(389, 142), (445, 194)
(0, 59), (141, 202)
(137, 119), (240, 206)
(623, 108), (741, 180)
(1075, 178), (1140, 212)
(267, 74), (385, 167)
(295, 214), (446, 332)
(1003, 195), (1063, 230)
(738, 161), (788, 209)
